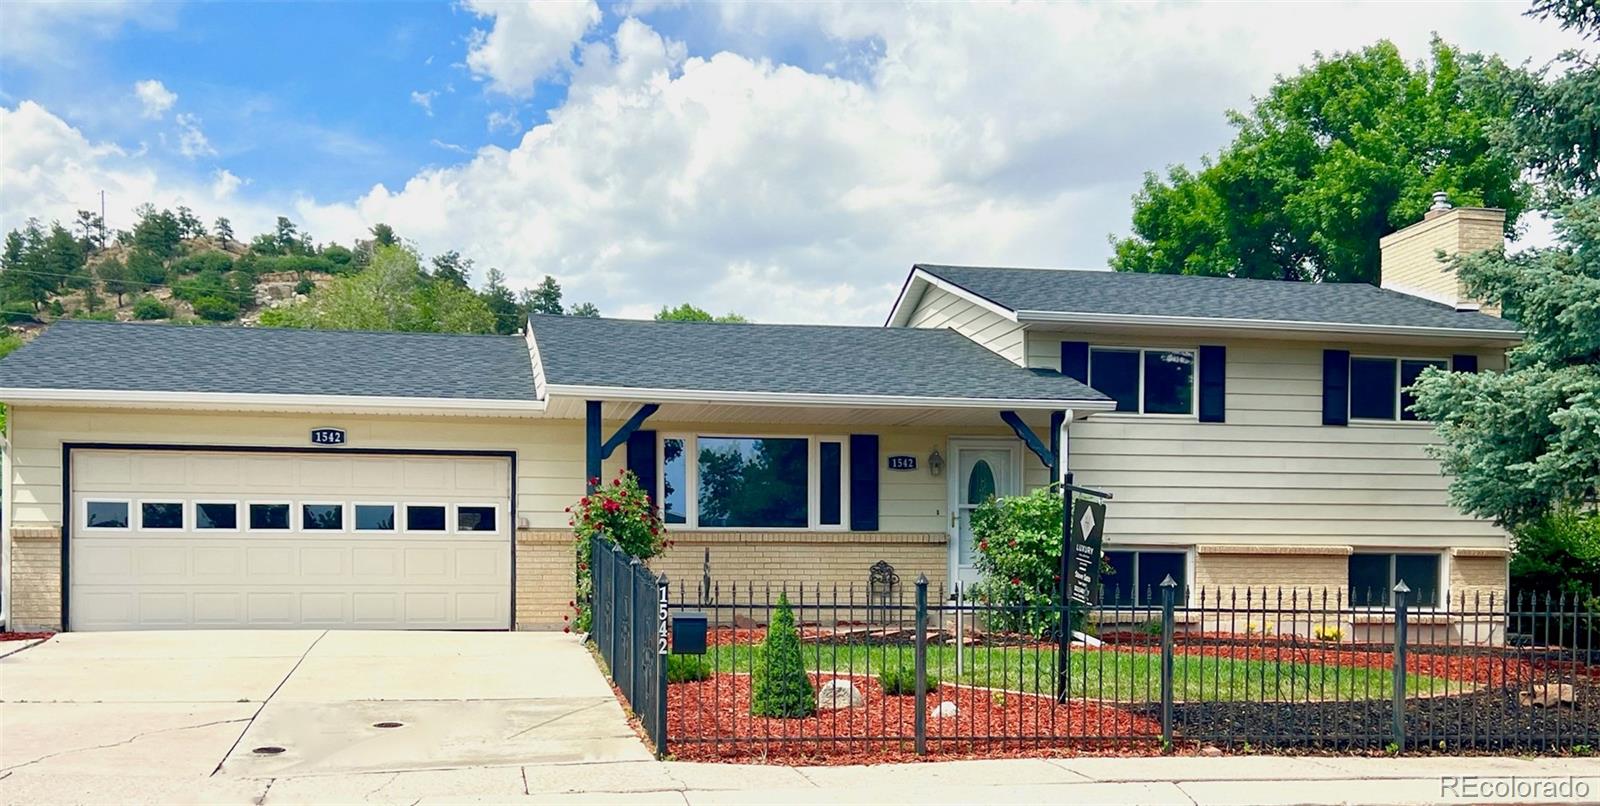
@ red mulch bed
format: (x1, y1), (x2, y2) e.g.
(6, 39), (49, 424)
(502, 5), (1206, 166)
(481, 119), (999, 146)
(0, 631), (53, 642)
(668, 672), (1159, 764)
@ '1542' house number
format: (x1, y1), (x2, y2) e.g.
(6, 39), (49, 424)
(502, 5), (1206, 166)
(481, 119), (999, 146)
(310, 428), (347, 446)
(887, 455), (917, 471)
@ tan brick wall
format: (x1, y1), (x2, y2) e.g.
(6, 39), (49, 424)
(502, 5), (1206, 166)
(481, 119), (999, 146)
(1449, 550), (1509, 606)
(516, 529), (577, 631)
(1378, 206), (1505, 312)
(650, 531), (948, 602)
(1193, 545), (1352, 600)
(9, 528), (62, 630)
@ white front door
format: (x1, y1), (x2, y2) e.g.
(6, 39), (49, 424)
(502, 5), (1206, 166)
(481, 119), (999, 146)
(948, 440), (1020, 589)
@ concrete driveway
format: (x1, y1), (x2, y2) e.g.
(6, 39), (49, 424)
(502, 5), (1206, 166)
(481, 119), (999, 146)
(0, 630), (647, 803)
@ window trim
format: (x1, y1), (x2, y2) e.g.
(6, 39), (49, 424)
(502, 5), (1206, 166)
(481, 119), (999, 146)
(191, 500), (241, 532)
(246, 500), (295, 532)
(136, 499), (187, 532)
(658, 433), (849, 531)
(299, 500), (347, 533)
(1087, 345), (1199, 417)
(403, 502), (452, 534)
(1347, 354), (1450, 424)
(453, 502), (502, 534)
(351, 501), (400, 533)
(80, 498), (133, 532)
(1348, 551), (1446, 608)
(1097, 545), (1194, 606)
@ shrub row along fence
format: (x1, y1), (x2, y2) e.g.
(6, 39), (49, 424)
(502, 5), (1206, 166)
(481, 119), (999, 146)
(587, 547), (1595, 761)
(588, 534), (667, 755)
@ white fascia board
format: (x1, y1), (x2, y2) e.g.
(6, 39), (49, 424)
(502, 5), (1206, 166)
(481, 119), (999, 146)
(525, 321), (548, 400)
(546, 383), (1115, 413)
(1012, 310), (1523, 342)
(0, 387), (547, 415)
(884, 268), (1020, 328)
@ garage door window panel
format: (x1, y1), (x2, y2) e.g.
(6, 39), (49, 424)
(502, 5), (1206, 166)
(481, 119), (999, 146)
(301, 502), (345, 531)
(193, 501), (240, 531)
(354, 503), (398, 532)
(248, 502), (293, 531)
(455, 504), (498, 533)
(405, 503), (450, 533)
(138, 501), (185, 531)
(83, 499), (131, 530)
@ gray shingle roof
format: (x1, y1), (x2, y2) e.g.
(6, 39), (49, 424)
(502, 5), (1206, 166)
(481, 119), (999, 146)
(0, 321), (536, 400)
(914, 265), (1520, 334)
(529, 314), (1108, 402)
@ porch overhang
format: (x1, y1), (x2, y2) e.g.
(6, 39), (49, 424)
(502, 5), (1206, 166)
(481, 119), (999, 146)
(544, 386), (1112, 427)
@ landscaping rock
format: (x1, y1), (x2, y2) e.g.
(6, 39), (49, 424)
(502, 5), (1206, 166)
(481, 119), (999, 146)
(817, 679), (863, 710)
(1200, 745), (1224, 757)
(931, 700), (958, 719)
(1520, 683), (1577, 708)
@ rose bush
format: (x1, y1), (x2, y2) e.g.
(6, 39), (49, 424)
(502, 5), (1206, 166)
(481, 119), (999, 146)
(569, 470), (668, 632)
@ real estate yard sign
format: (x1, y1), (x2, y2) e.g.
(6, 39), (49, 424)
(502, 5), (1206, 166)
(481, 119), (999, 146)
(1068, 497), (1106, 606)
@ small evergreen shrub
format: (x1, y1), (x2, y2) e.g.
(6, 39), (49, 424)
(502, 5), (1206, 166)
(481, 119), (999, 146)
(751, 593), (815, 718)
(191, 295), (240, 321)
(877, 665), (939, 696)
(667, 654), (711, 684)
(132, 296), (170, 320)
(295, 278), (315, 295)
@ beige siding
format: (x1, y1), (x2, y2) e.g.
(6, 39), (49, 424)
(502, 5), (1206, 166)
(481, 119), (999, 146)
(1025, 332), (1510, 552)
(904, 285), (1025, 365)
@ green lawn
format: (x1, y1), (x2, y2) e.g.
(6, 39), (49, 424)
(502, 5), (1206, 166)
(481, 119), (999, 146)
(701, 642), (1451, 702)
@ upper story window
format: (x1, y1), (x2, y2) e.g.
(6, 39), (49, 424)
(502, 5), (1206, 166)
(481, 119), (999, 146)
(1089, 347), (1195, 415)
(1350, 357), (1447, 421)
(661, 435), (846, 530)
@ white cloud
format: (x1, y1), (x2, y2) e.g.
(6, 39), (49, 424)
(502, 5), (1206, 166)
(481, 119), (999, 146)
(410, 89), (438, 116)
(8, 5), (1588, 325)
(463, 0), (602, 97)
(1, 1), (160, 64)
(486, 109), (521, 135)
(133, 79), (176, 119)
(0, 101), (275, 238)
(210, 168), (244, 200)
(174, 112), (216, 159)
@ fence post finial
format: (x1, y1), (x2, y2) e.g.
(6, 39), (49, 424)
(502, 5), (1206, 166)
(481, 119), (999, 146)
(1391, 579), (1410, 749)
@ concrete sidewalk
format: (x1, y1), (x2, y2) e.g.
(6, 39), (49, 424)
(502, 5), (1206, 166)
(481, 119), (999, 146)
(5, 754), (1596, 804)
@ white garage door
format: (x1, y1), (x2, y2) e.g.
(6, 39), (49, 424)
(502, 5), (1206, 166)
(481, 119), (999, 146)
(69, 449), (512, 631)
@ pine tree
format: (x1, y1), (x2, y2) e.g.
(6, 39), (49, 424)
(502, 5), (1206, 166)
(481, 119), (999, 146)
(213, 217), (234, 247)
(751, 593), (815, 718)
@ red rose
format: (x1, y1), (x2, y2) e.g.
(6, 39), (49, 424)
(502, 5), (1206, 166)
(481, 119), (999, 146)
(602, 499), (621, 513)
(979, 540), (988, 550)
(1011, 577), (1021, 586)
(563, 626), (571, 633)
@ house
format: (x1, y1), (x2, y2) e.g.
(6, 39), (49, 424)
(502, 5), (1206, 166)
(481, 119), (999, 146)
(0, 199), (1519, 633)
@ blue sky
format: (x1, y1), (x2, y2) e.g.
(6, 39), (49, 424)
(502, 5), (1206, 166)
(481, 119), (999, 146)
(0, 2), (1585, 323)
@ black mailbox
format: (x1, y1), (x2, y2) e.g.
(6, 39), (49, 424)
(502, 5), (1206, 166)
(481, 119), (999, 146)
(671, 612), (708, 655)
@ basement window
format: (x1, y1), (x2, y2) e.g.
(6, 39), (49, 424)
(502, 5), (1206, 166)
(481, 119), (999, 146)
(1100, 549), (1187, 607)
(1349, 553), (1441, 607)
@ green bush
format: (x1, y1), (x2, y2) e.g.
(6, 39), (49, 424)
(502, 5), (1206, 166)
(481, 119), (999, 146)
(1511, 510), (1600, 648)
(170, 251), (234, 276)
(968, 485), (1098, 637)
(667, 654), (711, 684)
(191, 295), (240, 321)
(877, 666), (939, 696)
(751, 593), (814, 718)
(67, 309), (117, 321)
(2, 301), (39, 323)
(294, 278), (315, 295)
(131, 296), (170, 320)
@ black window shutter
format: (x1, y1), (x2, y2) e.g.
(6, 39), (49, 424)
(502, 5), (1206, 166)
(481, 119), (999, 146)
(1451, 354), (1479, 373)
(1060, 341), (1089, 384)
(1322, 350), (1350, 426)
(1198, 345), (1226, 423)
(626, 430), (657, 503)
(849, 434), (879, 531)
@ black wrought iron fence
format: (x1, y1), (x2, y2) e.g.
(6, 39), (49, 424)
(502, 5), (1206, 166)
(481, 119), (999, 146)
(588, 534), (667, 755)
(657, 577), (1596, 762)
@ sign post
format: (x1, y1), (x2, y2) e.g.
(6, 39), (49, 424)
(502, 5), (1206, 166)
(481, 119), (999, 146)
(1057, 480), (1110, 702)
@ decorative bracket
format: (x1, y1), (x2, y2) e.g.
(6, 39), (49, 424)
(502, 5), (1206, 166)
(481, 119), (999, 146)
(602, 403), (660, 459)
(1000, 410), (1057, 471)
(586, 401), (660, 491)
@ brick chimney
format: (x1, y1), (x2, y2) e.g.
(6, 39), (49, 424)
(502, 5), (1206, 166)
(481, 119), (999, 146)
(1378, 192), (1506, 314)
